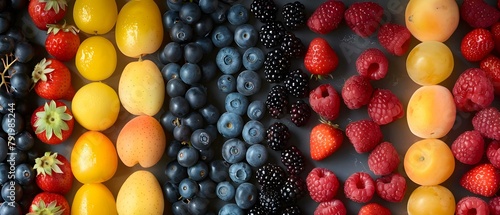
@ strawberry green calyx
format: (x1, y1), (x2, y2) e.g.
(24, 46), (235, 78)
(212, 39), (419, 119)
(47, 21), (80, 35)
(32, 58), (54, 84)
(34, 100), (72, 140)
(27, 199), (64, 215)
(34, 152), (64, 176)
(41, 0), (67, 14)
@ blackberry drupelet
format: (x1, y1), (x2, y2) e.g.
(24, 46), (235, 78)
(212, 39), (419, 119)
(289, 100), (311, 127)
(281, 145), (305, 175)
(266, 121), (291, 151)
(263, 49), (290, 83)
(282, 205), (303, 215)
(259, 188), (283, 214)
(266, 85), (289, 118)
(282, 1), (306, 30)
(259, 20), (286, 48)
(250, 0), (277, 24)
(256, 163), (286, 191)
(280, 175), (307, 205)
(284, 69), (309, 98)
(280, 31), (306, 59)
(247, 203), (267, 215)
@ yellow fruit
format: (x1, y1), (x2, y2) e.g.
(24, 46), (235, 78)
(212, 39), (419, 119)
(72, 183), (118, 215)
(116, 170), (164, 215)
(72, 82), (120, 131)
(406, 41), (454, 86)
(75, 36), (117, 81)
(71, 131), (118, 183)
(407, 185), (455, 215)
(405, 0), (459, 42)
(115, 0), (163, 58)
(73, 0), (118, 34)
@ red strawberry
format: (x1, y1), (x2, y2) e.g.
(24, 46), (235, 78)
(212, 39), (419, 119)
(345, 119), (383, 153)
(45, 23), (80, 62)
(451, 130), (484, 165)
(461, 28), (495, 62)
(460, 0), (500, 28)
(344, 172), (375, 203)
(309, 84), (341, 121)
(356, 48), (388, 80)
(304, 37), (339, 78)
(28, 192), (70, 215)
(490, 22), (500, 53)
(375, 173), (407, 202)
(28, 0), (68, 31)
(341, 75), (373, 110)
(344, 2), (384, 37)
(377, 23), (411, 56)
(487, 140), (500, 169)
(367, 89), (404, 125)
(455, 196), (490, 215)
(33, 152), (73, 194)
(310, 121), (343, 161)
(452, 68), (494, 112)
(31, 100), (74, 145)
(32, 58), (74, 101)
(314, 199), (346, 215)
(358, 203), (391, 215)
(460, 163), (500, 197)
(307, 0), (345, 34)
(479, 55), (500, 95)
(368, 141), (400, 176)
(306, 167), (340, 203)
(472, 107), (500, 140)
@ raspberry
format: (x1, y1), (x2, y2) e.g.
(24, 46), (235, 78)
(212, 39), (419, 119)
(266, 122), (291, 151)
(456, 196), (490, 215)
(358, 203), (391, 215)
(281, 145), (305, 175)
(489, 196), (500, 214)
(472, 107), (500, 140)
(306, 167), (340, 203)
(314, 199), (346, 215)
(309, 84), (341, 121)
(367, 89), (404, 125)
(453, 68), (494, 112)
(488, 140), (500, 169)
(344, 172), (375, 203)
(344, 2), (384, 37)
(368, 141), (400, 176)
(307, 0), (346, 34)
(289, 100), (311, 127)
(377, 23), (411, 56)
(345, 119), (383, 153)
(460, 0), (500, 28)
(356, 48), (389, 80)
(280, 175), (307, 204)
(375, 173), (407, 202)
(341, 75), (373, 109)
(491, 22), (500, 53)
(451, 130), (485, 165)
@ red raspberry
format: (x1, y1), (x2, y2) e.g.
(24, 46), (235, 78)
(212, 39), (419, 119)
(306, 167), (340, 203)
(456, 196), (490, 215)
(491, 22), (500, 53)
(341, 75), (373, 110)
(367, 89), (404, 125)
(461, 28), (495, 62)
(314, 199), (346, 215)
(480, 55), (500, 95)
(375, 173), (407, 202)
(489, 196), (500, 214)
(460, 0), (500, 28)
(356, 48), (388, 80)
(358, 203), (391, 215)
(487, 140), (500, 169)
(377, 23), (411, 56)
(473, 107), (500, 141)
(346, 119), (382, 153)
(344, 172), (375, 203)
(452, 68), (494, 112)
(307, 0), (346, 34)
(309, 84), (341, 121)
(344, 2), (384, 37)
(368, 142), (400, 175)
(451, 130), (485, 165)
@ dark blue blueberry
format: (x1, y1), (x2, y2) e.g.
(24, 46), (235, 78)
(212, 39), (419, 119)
(170, 96), (191, 117)
(199, 147), (214, 162)
(0, 35), (14, 56)
(180, 63), (202, 85)
(216, 181), (235, 202)
(246, 143), (268, 168)
(177, 147), (199, 167)
(187, 161), (209, 181)
(160, 42), (182, 64)
(13, 41), (33, 63)
(178, 178), (199, 199)
(198, 0), (218, 14)
(173, 124), (192, 143)
(160, 111), (178, 132)
(221, 138), (247, 164)
(242, 47), (264, 71)
(227, 4), (249, 26)
(219, 203), (243, 215)
(163, 181), (180, 203)
(225, 92), (248, 116)
(179, 2), (201, 25)
(166, 78), (188, 98)
(211, 25), (233, 48)
(234, 24), (258, 49)
(185, 86), (207, 110)
(161, 63), (181, 81)
(210, 3), (228, 24)
(0, 201), (22, 215)
(172, 200), (189, 215)
(166, 0), (183, 11)
(170, 22), (193, 43)
(194, 17), (213, 37)
(216, 47), (241, 75)
(184, 42), (203, 64)
(204, 125), (218, 140)
(199, 59), (217, 82)
(165, 160), (188, 184)
(198, 104), (220, 125)
(2, 111), (24, 135)
(217, 112), (244, 138)
(9, 148), (26, 164)
(0, 137), (6, 161)
(197, 179), (216, 199)
(9, 62), (30, 76)
(163, 10), (181, 29)
(187, 197), (209, 215)
(5, 27), (24, 42)
(0, 163), (8, 184)
(0, 91), (14, 114)
(14, 163), (34, 186)
(182, 112), (204, 131)
(2, 180), (22, 202)
(191, 128), (214, 150)
(217, 74), (236, 93)
(209, 160), (229, 182)
(242, 120), (265, 145)
(237, 70), (261, 96)
(10, 72), (31, 98)
(247, 100), (265, 121)
(195, 37), (214, 54)
(229, 162), (252, 184)
(235, 182), (258, 209)
(167, 140), (184, 158)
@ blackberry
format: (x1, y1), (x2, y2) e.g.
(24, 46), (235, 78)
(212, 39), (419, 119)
(266, 85), (289, 118)
(282, 205), (302, 215)
(259, 20), (286, 48)
(280, 175), (307, 205)
(284, 69), (309, 98)
(264, 49), (290, 83)
(266, 121), (290, 151)
(280, 32), (306, 59)
(250, 0), (277, 24)
(248, 203), (267, 215)
(282, 1), (306, 30)
(280, 145), (305, 175)
(259, 188), (283, 214)
(256, 163), (286, 191)
(289, 100), (311, 127)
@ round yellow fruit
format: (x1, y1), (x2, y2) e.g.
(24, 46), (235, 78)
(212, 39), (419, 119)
(116, 170), (164, 215)
(72, 82), (120, 131)
(407, 185), (455, 215)
(405, 0), (459, 42)
(72, 183), (118, 215)
(406, 41), (454, 86)
(75, 36), (117, 81)
(73, 0), (118, 34)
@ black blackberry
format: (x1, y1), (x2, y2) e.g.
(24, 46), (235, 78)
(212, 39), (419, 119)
(266, 85), (289, 118)
(284, 69), (309, 98)
(259, 20), (286, 48)
(289, 100), (311, 127)
(259, 188), (283, 214)
(282, 1), (306, 30)
(264, 49), (290, 83)
(250, 0), (277, 24)
(248, 203), (267, 215)
(256, 163), (286, 191)
(266, 121), (290, 151)
(281, 204), (302, 215)
(280, 145), (305, 175)
(280, 32), (306, 59)
(280, 175), (307, 205)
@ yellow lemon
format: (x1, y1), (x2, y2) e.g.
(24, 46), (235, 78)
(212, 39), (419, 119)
(75, 36), (117, 81)
(72, 183), (118, 215)
(73, 0), (118, 34)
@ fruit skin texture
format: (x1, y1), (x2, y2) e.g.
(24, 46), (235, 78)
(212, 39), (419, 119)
(116, 170), (164, 215)
(487, 140), (500, 169)
(304, 37), (339, 77)
(75, 36), (117, 81)
(455, 196), (489, 215)
(309, 84), (340, 121)
(342, 75), (373, 109)
(358, 203), (391, 215)
(378, 23), (411, 56)
(45, 24), (80, 62)
(375, 173), (407, 202)
(479, 55), (500, 95)
(407, 185), (456, 215)
(460, 163), (500, 197)
(306, 167), (340, 203)
(34, 152), (73, 194)
(345, 119), (383, 153)
(73, 0), (118, 34)
(344, 172), (375, 203)
(29, 192), (70, 215)
(31, 100), (74, 145)
(405, 0), (459, 42)
(71, 183), (117, 215)
(489, 196), (500, 214)
(406, 41), (454, 86)
(368, 141), (400, 176)
(453, 68), (494, 112)
(32, 58), (73, 101)
(451, 130), (484, 165)
(472, 107), (500, 141)
(407, 85), (456, 138)
(461, 28), (495, 62)
(307, 0), (345, 34)
(460, 0), (500, 28)
(367, 89), (404, 125)
(314, 199), (346, 215)
(115, 0), (163, 58)
(356, 48), (388, 80)
(344, 2), (384, 37)
(309, 122), (343, 161)
(28, 0), (67, 30)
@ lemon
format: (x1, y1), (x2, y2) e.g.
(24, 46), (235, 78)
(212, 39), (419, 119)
(75, 36), (117, 81)
(72, 82), (120, 131)
(72, 183), (118, 215)
(73, 0), (118, 35)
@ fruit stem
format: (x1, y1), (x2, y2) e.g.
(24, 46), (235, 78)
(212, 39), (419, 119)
(0, 54), (18, 93)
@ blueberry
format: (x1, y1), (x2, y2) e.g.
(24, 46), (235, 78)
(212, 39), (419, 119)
(182, 112), (205, 131)
(191, 128), (214, 150)
(221, 138), (247, 164)
(178, 178), (199, 199)
(184, 42), (204, 64)
(0, 201), (22, 215)
(166, 78), (188, 97)
(204, 124), (218, 140)
(209, 160), (229, 182)
(199, 147), (215, 162)
(160, 42), (182, 64)
(210, 4), (228, 24)
(2, 180), (22, 202)
(163, 181), (180, 203)
(211, 25), (233, 48)
(177, 146), (199, 167)
(170, 96), (191, 117)
(187, 161), (209, 181)
(227, 4), (249, 26)
(0, 35), (14, 56)
(167, 0), (183, 11)
(237, 70), (261, 96)
(229, 162), (252, 184)
(170, 22), (193, 43)
(198, 179), (217, 199)
(161, 63), (181, 81)
(195, 37), (214, 54)
(217, 112), (244, 138)
(0, 137), (6, 161)
(10, 72), (31, 98)
(163, 10), (181, 29)
(2, 111), (24, 135)
(179, 2), (201, 25)
(246, 144), (268, 168)
(225, 92), (249, 116)
(165, 160), (188, 183)
(242, 120), (265, 145)
(0, 163), (8, 184)
(14, 131), (33, 152)
(167, 140), (184, 158)
(242, 47), (265, 71)
(14, 163), (34, 186)
(247, 100), (266, 121)
(219, 203), (243, 215)
(234, 24), (257, 49)
(198, 104), (220, 125)
(13, 41), (34, 63)
(194, 17), (213, 37)
(9, 148), (26, 164)
(198, 0), (218, 14)
(187, 197), (209, 215)
(172, 200), (189, 215)
(0, 91), (14, 114)
(216, 47), (242, 75)
(174, 124), (192, 143)
(185, 86), (207, 110)
(200, 59), (217, 82)
(216, 181), (235, 202)
(160, 111), (178, 132)
(217, 74), (236, 93)
(180, 63), (202, 85)
(235, 182), (258, 209)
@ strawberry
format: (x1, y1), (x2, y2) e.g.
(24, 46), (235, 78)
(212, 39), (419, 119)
(31, 100), (74, 145)
(32, 58), (74, 101)
(304, 37), (339, 78)
(490, 22), (500, 53)
(377, 23), (411, 56)
(45, 23), (80, 62)
(307, 0), (345, 34)
(28, 0), (68, 31)
(461, 28), (495, 62)
(480, 55), (500, 95)
(460, 0), (500, 28)
(314, 199), (346, 215)
(309, 84), (341, 121)
(358, 203), (391, 215)
(33, 152), (73, 194)
(344, 2), (384, 37)
(460, 163), (500, 197)
(28, 192), (70, 215)
(310, 121), (343, 161)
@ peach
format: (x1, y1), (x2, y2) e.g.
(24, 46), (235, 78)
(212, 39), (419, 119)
(407, 85), (456, 139)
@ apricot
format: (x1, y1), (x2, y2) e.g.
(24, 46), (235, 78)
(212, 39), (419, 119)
(407, 85), (456, 139)
(405, 0), (459, 42)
